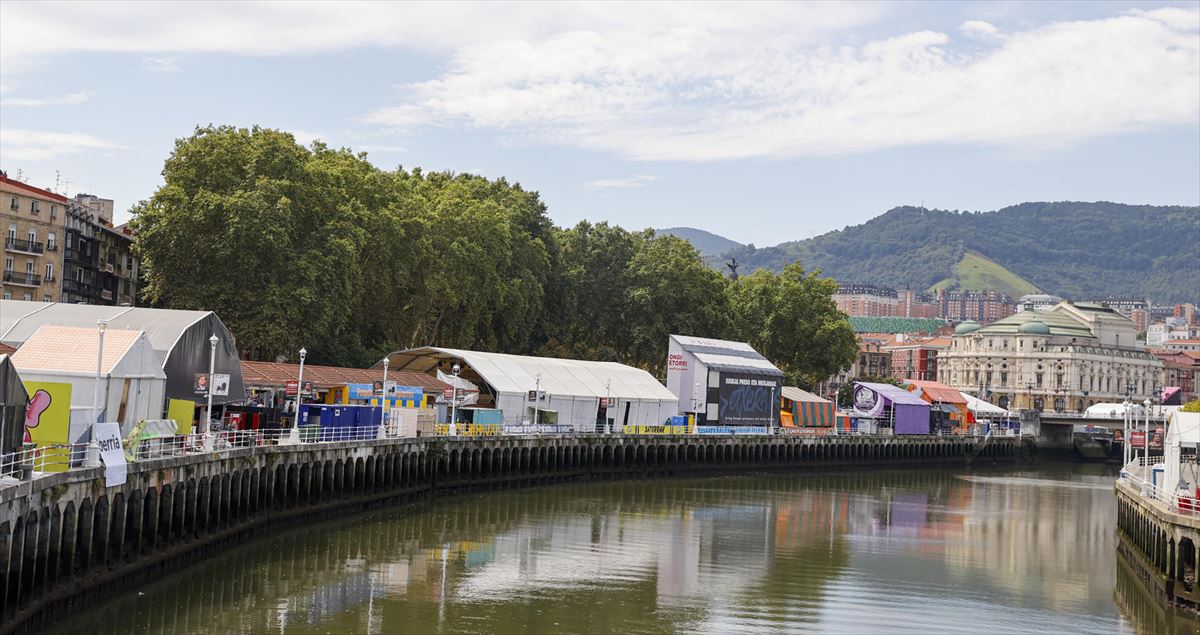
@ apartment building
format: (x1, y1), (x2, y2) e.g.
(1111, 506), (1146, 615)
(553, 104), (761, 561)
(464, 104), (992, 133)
(1, 173), (66, 302)
(833, 283), (898, 317)
(0, 174), (139, 306)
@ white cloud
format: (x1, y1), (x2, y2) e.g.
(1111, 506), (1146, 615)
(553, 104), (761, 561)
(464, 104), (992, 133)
(959, 20), (1001, 38)
(141, 56), (179, 73)
(584, 175), (659, 190)
(0, 129), (125, 161)
(363, 7), (1199, 161)
(0, 91), (90, 106)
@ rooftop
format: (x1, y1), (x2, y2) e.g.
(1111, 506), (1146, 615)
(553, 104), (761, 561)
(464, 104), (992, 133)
(973, 304), (1095, 338)
(241, 360), (450, 392)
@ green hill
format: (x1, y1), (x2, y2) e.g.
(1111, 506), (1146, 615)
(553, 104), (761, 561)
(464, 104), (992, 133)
(721, 202), (1199, 303)
(930, 251), (1039, 298)
(656, 227), (743, 258)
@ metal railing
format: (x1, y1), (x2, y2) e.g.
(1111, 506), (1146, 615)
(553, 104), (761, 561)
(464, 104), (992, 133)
(2, 270), (42, 286)
(1118, 456), (1200, 516)
(2, 423), (1009, 486)
(4, 237), (44, 254)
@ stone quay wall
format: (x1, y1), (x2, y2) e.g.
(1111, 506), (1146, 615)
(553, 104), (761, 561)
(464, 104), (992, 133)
(1, 433), (1016, 633)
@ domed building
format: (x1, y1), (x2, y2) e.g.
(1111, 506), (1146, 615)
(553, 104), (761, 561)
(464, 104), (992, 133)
(938, 301), (1162, 412)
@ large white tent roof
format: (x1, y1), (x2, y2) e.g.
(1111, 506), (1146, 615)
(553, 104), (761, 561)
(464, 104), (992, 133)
(386, 347), (677, 401)
(1168, 412), (1200, 448)
(961, 392), (1009, 416)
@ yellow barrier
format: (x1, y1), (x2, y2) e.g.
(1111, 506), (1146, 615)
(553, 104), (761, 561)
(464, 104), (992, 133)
(622, 425), (691, 435)
(434, 424), (503, 437)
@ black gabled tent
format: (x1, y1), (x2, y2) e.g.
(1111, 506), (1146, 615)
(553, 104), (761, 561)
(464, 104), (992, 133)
(0, 354), (30, 458)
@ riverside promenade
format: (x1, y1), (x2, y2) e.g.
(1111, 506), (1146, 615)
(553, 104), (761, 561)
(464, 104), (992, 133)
(1, 432), (1017, 634)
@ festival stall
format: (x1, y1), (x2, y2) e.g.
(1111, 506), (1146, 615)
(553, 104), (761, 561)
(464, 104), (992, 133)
(850, 382), (931, 435)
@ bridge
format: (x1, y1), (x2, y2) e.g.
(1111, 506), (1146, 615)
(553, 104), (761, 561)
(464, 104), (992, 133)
(0, 432), (1017, 633)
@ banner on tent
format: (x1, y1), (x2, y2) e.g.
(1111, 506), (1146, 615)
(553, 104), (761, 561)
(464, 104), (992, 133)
(22, 381), (72, 472)
(95, 421), (127, 487)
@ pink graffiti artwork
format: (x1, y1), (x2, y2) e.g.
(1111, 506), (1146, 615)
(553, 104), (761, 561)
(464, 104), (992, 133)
(24, 389), (52, 443)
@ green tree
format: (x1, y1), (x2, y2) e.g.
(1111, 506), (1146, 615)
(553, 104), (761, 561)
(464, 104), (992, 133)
(621, 234), (732, 375)
(730, 263), (858, 388)
(1183, 400), (1200, 413)
(134, 126), (366, 361)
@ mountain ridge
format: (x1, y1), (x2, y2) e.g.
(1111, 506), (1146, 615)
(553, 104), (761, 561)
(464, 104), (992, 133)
(661, 201), (1199, 303)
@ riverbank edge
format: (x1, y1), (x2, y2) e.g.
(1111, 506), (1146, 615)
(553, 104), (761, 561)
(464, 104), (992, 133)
(3, 437), (1021, 635)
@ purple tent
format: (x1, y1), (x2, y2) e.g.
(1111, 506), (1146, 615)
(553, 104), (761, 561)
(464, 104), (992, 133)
(851, 382), (931, 435)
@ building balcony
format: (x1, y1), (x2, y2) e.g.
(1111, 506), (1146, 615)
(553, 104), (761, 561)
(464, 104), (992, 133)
(3, 271), (42, 287)
(64, 247), (93, 265)
(4, 238), (44, 255)
(102, 262), (115, 274)
(46, 243), (58, 252)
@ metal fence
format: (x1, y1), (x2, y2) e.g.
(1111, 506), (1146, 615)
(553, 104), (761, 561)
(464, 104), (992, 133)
(1119, 455), (1200, 516)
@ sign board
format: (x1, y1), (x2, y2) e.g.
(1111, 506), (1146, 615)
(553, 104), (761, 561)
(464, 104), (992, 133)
(211, 373), (230, 397)
(94, 421), (127, 487)
(167, 399), (195, 436)
(443, 387), (456, 400)
(716, 374), (779, 426)
(373, 380), (384, 396)
(285, 380), (299, 396)
(599, 397), (609, 409)
(21, 381), (72, 472)
(527, 390), (547, 403)
(194, 373), (209, 395)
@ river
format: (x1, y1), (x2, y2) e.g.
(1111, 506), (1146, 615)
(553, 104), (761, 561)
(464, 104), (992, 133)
(44, 462), (1198, 634)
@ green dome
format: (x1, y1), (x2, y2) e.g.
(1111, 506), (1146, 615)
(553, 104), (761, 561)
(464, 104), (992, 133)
(1018, 319), (1050, 335)
(954, 320), (982, 335)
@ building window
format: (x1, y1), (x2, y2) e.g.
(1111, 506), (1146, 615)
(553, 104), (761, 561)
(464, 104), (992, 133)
(47, 233), (56, 249)
(50, 205), (57, 219)
(6, 224), (14, 241)
(27, 229), (36, 244)
(30, 200), (39, 214)
(8, 197), (17, 210)
(45, 262), (54, 280)
(1000, 371), (1008, 386)
(43, 295), (51, 302)
(1053, 398), (1065, 412)
(1, 291), (9, 300)
(1055, 373), (1063, 388)
(1035, 373), (1043, 388)
(22, 292), (31, 301)
(4, 257), (12, 272)
(998, 396), (1009, 409)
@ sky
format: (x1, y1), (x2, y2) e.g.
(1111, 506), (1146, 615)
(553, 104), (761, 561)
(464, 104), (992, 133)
(0, 1), (1197, 246)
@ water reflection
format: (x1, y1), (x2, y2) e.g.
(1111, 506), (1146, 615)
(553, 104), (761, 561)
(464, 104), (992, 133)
(44, 464), (1192, 634)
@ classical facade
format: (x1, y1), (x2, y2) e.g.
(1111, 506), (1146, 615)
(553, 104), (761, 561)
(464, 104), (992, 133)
(938, 302), (1162, 412)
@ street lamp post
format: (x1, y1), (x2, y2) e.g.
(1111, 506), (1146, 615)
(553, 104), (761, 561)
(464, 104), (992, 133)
(296, 347), (307, 423)
(449, 363), (461, 436)
(86, 319), (108, 466)
(380, 357), (390, 436)
(1143, 397), (1152, 486)
(533, 373), (542, 428)
(204, 334), (218, 451)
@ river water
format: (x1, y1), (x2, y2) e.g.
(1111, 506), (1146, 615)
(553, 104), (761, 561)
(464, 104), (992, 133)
(45, 463), (1199, 634)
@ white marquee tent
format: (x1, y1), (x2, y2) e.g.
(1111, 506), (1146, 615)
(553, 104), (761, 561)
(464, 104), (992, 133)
(0, 300), (242, 404)
(1162, 412), (1200, 501)
(383, 347), (679, 431)
(960, 392), (1010, 418)
(11, 325), (167, 443)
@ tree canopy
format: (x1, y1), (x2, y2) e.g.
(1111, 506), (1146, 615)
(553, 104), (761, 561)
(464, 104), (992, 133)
(134, 125), (858, 383)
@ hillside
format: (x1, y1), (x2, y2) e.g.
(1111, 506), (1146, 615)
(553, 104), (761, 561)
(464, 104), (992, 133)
(720, 202), (1200, 303)
(929, 251), (1040, 298)
(656, 227), (743, 259)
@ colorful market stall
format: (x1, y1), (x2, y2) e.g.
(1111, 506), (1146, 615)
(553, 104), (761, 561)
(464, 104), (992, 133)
(851, 381), (931, 435)
(780, 386), (838, 431)
(902, 379), (972, 433)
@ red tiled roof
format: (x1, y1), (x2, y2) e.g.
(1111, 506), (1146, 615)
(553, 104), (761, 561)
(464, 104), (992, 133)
(0, 174), (69, 203)
(241, 360), (451, 392)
